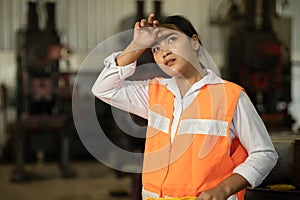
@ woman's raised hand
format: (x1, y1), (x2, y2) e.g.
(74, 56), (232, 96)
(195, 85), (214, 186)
(132, 13), (159, 50)
(115, 14), (159, 66)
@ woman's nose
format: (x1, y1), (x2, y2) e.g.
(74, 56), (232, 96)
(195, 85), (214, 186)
(163, 51), (172, 59)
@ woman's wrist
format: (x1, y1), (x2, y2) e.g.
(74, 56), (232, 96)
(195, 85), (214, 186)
(116, 41), (146, 66)
(129, 40), (148, 51)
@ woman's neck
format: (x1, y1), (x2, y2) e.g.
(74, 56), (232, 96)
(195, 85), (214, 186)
(176, 68), (204, 97)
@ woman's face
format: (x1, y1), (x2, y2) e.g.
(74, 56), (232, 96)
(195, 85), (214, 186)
(151, 27), (200, 78)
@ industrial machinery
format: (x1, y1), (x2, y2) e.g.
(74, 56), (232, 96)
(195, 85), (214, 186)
(12, 1), (74, 181)
(210, 0), (300, 198)
(224, 0), (293, 131)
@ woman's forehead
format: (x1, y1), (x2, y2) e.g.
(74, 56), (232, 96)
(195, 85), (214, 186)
(157, 27), (185, 38)
(158, 24), (179, 33)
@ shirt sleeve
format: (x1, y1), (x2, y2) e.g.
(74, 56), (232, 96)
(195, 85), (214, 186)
(231, 91), (278, 188)
(91, 52), (149, 119)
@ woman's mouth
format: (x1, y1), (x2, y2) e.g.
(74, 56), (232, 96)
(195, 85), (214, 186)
(165, 58), (176, 66)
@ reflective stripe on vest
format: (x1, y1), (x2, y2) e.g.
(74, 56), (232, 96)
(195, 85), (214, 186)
(177, 119), (228, 136)
(148, 110), (170, 134)
(142, 79), (247, 199)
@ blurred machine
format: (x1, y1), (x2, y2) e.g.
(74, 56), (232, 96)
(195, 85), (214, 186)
(210, 0), (300, 198)
(223, 0), (294, 131)
(12, 1), (74, 181)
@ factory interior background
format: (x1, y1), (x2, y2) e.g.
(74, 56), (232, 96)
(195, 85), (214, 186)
(0, 0), (300, 199)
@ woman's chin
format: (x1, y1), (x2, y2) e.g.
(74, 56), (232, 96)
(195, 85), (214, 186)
(160, 66), (181, 77)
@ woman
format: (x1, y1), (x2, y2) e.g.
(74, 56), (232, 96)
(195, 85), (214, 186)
(92, 14), (278, 200)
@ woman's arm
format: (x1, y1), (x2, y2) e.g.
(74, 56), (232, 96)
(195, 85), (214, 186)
(232, 91), (278, 187)
(91, 52), (149, 119)
(92, 14), (159, 118)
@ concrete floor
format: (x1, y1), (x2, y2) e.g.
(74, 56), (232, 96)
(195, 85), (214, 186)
(1, 160), (300, 200)
(0, 161), (132, 200)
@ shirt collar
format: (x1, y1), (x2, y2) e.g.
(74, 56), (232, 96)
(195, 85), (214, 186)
(156, 69), (225, 93)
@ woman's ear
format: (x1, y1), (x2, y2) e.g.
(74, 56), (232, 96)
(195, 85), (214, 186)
(192, 34), (200, 51)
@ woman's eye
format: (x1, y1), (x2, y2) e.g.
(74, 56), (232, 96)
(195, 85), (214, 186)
(168, 36), (177, 44)
(151, 46), (160, 53)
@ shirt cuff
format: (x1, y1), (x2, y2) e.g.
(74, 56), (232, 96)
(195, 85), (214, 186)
(233, 151), (278, 188)
(104, 51), (137, 79)
(233, 166), (259, 188)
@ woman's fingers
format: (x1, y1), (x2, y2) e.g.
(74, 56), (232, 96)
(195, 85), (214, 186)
(134, 21), (140, 29)
(140, 19), (147, 27)
(137, 13), (158, 28)
(148, 13), (159, 27)
(153, 20), (159, 27)
(148, 13), (155, 24)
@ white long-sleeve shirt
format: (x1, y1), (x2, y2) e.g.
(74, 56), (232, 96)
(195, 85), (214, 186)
(92, 52), (278, 188)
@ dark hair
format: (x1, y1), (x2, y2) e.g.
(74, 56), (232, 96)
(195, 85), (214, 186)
(159, 15), (202, 45)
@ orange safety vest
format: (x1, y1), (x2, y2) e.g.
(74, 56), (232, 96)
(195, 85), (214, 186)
(142, 79), (248, 199)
